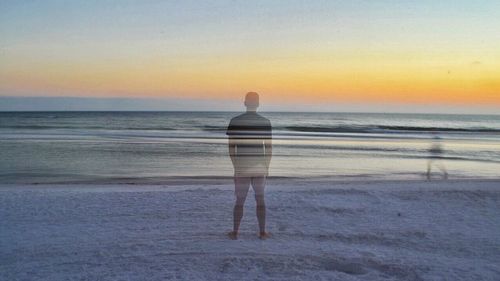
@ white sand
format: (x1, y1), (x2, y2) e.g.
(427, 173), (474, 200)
(1, 179), (499, 280)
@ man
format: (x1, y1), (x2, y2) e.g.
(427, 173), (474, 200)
(226, 92), (272, 240)
(427, 134), (448, 180)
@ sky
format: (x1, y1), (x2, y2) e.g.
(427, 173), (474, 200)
(1, 0), (499, 113)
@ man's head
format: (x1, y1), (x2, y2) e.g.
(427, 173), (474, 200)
(244, 92), (259, 111)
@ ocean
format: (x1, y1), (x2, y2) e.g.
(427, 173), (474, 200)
(1, 111), (499, 184)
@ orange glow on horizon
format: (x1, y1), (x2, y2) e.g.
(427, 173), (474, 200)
(0, 56), (500, 105)
(1, 48), (499, 106)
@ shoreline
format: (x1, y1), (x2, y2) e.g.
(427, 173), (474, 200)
(2, 174), (500, 187)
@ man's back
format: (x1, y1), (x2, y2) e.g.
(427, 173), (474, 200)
(226, 112), (272, 157)
(227, 112), (272, 177)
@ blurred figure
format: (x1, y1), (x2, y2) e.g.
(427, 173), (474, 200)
(226, 92), (272, 240)
(427, 134), (448, 180)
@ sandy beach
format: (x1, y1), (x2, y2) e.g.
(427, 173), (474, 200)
(1, 179), (499, 280)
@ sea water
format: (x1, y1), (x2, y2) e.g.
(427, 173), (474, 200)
(1, 111), (499, 184)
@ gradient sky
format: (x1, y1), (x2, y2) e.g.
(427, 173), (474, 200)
(1, 1), (499, 112)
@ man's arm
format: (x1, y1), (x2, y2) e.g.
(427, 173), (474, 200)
(264, 139), (272, 171)
(228, 138), (237, 166)
(264, 121), (272, 172)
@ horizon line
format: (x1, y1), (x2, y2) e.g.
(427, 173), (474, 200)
(1, 110), (499, 116)
(1, 96), (498, 115)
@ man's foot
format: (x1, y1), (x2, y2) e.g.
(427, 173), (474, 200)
(227, 231), (238, 240)
(259, 232), (271, 240)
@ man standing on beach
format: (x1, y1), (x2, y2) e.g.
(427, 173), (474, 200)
(427, 134), (448, 180)
(226, 92), (272, 240)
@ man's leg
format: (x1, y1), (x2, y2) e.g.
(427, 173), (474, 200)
(436, 162), (448, 179)
(251, 176), (269, 239)
(229, 177), (250, 240)
(427, 160), (433, 180)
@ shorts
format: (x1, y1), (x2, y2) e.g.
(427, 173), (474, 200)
(234, 176), (266, 198)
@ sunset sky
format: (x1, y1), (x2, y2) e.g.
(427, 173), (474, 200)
(1, 1), (499, 112)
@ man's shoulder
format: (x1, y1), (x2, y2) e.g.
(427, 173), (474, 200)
(256, 114), (271, 128)
(229, 113), (248, 123)
(247, 112), (271, 122)
(256, 113), (271, 123)
(228, 112), (271, 128)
